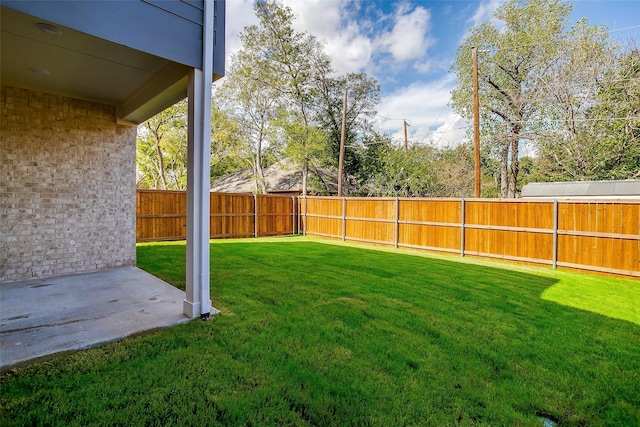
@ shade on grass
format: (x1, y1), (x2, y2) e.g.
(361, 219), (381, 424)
(1, 237), (639, 426)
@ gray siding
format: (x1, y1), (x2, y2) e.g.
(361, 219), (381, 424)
(142, 0), (203, 25)
(2, 0), (223, 74)
(213, 0), (225, 77)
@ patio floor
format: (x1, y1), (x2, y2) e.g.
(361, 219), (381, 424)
(0, 267), (190, 370)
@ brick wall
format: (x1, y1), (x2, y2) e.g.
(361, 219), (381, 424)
(0, 86), (137, 282)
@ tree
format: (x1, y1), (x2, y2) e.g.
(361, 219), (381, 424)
(209, 103), (246, 181)
(215, 1), (335, 195)
(276, 109), (330, 183)
(452, 0), (573, 197)
(136, 100), (188, 190)
(313, 72), (381, 188)
(214, 43), (281, 193)
(430, 144), (475, 197)
(213, 1), (382, 195)
(364, 143), (439, 197)
(584, 47), (640, 179)
(137, 99), (248, 190)
(354, 131), (392, 194)
(252, 0), (335, 195)
(533, 19), (620, 181)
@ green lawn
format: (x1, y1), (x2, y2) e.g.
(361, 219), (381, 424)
(2, 237), (639, 426)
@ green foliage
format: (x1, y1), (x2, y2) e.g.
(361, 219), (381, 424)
(136, 100), (188, 190)
(452, 0), (574, 197)
(276, 109), (330, 169)
(354, 131), (392, 193)
(366, 144), (437, 197)
(360, 140), (476, 198)
(314, 73), (381, 178)
(137, 99), (253, 188)
(215, 1), (382, 195)
(531, 19), (628, 181)
(584, 48), (640, 179)
(137, 0), (637, 195)
(450, 0), (638, 194)
(2, 239), (639, 426)
(430, 144), (475, 197)
(249, 1), (334, 195)
(210, 104), (247, 180)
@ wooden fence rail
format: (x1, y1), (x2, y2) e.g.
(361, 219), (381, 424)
(301, 196), (639, 278)
(137, 191), (639, 278)
(136, 190), (297, 242)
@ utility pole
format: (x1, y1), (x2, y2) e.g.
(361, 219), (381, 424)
(338, 89), (347, 196)
(403, 119), (409, 154)
(472, 46), (481, 198)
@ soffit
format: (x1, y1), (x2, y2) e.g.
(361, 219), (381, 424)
(0, 6), (189, 123)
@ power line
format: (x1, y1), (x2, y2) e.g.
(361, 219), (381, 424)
(608, 24), (640, 33)
(477, 24), (640, 53)
(486, 116), (640, 125)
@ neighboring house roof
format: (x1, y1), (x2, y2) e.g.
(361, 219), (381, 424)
(521, 179), (640, 199)
(211, 159), (356, 195)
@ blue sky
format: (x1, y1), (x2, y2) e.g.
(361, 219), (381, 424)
(224, 0), (640, 148)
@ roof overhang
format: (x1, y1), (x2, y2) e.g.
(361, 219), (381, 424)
(1, 6), (191, 125)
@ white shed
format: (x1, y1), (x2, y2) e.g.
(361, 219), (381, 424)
(521, 180), (640, 199)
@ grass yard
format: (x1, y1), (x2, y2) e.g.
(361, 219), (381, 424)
(1, 237), (639, 426)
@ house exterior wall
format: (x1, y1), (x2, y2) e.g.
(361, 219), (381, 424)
(1, 85), (137, 283)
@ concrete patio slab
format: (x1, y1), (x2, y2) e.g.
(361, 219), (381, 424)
(0, 267), (190, 370)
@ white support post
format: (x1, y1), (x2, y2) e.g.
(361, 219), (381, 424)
(184, 0), (216, 319)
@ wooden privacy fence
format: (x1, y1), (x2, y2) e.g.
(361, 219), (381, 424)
(136, 190), (297, 242)
(137, 191), (639, 278)
(301, 196), (640, 278)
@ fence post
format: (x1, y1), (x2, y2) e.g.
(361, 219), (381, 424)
(291, 195), (296, 235)
(297, 196), (301, 236)
(552, 199), (558, 269)
(394, 197), (399, 248)
(304, 196), (308, 236)
(460, 198), (466, 257)
(342, 197), (347, 241)
(254, 194), (258, 238)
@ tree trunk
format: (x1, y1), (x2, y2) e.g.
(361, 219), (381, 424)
(255, 155), (267, 194)
(302, 163), (308, 197)
(255, 134), (267, 194)
(153, 136), (167, 190)
(508, 135), (519, 198)
(500, 141), (509, 198)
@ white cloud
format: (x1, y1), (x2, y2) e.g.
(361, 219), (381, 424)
(328, 27), (374, 74)
(226, 0), (438, 75)
(224, 0), (259, 60)
(222, 0), (464, 148)
(378, 6), (433, 62)
(429, 113), (469, 148)
(469, 0), (504, 28)
(282, 0), (374, 74)
(281, 0), (437, 74)
(375, 76), (468, 148)
(281, 0), (342, 36)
